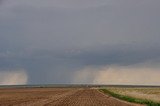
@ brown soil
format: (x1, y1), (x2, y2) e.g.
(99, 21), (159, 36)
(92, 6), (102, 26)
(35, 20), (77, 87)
(0, 88), (143, 106)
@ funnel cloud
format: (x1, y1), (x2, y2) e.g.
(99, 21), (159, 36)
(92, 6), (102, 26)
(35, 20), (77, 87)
(0, 0), (160, 85)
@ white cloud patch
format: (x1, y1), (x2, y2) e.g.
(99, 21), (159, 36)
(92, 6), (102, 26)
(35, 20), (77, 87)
(0, 69), (28, 85)
(72, 67), (97, 84)
(72, 64), (160, 85)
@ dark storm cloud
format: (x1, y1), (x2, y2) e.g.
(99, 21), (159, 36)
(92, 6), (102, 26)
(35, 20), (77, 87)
(0, 0), (160, 84)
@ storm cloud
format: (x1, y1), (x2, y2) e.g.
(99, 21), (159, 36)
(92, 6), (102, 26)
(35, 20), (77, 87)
(0, 0), (160, 85)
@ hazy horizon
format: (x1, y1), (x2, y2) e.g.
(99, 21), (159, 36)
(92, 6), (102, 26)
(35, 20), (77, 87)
(0, 0), (160, 85)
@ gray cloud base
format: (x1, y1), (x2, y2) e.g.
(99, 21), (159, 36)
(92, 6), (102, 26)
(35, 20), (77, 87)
(0, 0), (160, 84)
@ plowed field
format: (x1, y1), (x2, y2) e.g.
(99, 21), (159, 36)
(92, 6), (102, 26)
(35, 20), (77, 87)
(0, 88), (143, 106)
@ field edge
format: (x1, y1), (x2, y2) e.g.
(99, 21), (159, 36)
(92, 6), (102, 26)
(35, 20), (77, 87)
(99, 89), (160, 106)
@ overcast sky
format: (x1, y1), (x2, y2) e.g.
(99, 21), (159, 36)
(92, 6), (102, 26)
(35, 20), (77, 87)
(0, 0), (160, 85)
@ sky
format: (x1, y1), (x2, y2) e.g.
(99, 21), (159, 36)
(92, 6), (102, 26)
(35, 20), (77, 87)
(0, 0), (160, 85)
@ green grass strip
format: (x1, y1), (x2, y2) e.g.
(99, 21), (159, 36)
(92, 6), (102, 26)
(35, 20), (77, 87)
(99, 89), (160, 106)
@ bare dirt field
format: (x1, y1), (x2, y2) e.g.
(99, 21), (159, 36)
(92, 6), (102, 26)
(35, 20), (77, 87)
(0, 88), (143, 106)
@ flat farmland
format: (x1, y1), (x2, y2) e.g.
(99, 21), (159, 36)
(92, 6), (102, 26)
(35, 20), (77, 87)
(106, 87), (160, 103)
(0, 88), (142, 106)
